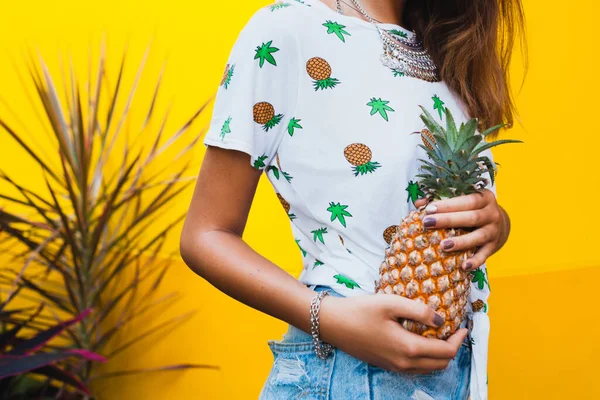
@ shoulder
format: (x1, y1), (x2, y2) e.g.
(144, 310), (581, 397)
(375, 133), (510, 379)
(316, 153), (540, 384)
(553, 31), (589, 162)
(238, 1), (315, 43)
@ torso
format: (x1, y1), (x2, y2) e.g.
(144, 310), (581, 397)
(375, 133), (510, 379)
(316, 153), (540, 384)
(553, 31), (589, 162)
(268, 0), (485, 296)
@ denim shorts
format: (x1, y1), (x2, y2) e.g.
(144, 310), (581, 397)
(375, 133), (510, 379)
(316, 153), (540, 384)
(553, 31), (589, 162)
(258, 285), (471, 400)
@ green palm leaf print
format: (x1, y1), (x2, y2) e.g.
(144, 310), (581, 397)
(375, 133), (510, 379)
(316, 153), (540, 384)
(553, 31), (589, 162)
(219, 117), (231, 140)
(322, 20), (351, 42)
(387, 29), (408, 38)
(311, 227), (328, 244)
(253, 154), (269, 170)
(267, 166), (293, 182)
(223, 64), (235, 88)
(327, 202), (352, 227)
(432, 94), (445, 119)
(254, 40), (280, 68)
(287, 117), (303, 136)
(295, 239), (307, 257)
(405, 180), (425, 205)
(367, 97), (395, 121)
(470, 268), (489, 291)
(269, 2), (291, 11)
(333, 274), (360, 289)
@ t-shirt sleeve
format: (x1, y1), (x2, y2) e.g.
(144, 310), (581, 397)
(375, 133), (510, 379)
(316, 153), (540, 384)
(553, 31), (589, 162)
(202, 6), (299, 172)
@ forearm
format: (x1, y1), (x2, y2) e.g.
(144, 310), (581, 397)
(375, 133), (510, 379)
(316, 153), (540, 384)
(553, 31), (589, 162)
(180, 229), (316, 334)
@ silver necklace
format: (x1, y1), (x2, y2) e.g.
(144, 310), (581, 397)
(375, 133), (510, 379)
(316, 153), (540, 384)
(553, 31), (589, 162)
(335, 0), (440, 82)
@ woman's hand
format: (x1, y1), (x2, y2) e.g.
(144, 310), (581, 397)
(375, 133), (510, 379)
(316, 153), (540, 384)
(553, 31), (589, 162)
(414, 189), (509, 272)
(319, 294), (468, 374)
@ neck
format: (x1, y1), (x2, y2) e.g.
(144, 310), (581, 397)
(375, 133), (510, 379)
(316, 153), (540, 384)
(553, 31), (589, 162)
(325, 0), (406, 26)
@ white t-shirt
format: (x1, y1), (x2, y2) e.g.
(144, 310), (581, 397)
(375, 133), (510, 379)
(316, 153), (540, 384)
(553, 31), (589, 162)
(203, 1), (495, 398)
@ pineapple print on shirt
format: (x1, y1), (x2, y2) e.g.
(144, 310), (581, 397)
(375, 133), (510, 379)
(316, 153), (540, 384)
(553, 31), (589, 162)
(277, 193), (295, 220)
(220, 63), (235, 89)
(338, 235), (352, 254)
(306, 57), (340, 90)
(344, 143), (381, 176)
(253, 102), (283, 132)
(472, 299), (488, 313)
(382, 225), (400, 245)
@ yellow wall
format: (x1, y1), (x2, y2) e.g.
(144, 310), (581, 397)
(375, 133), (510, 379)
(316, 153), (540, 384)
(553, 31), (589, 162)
(0, 0), (598, 399)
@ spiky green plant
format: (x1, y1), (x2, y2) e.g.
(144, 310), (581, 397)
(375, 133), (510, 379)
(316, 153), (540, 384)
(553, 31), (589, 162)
(0, 39), (218, 396)
(415, 105), (523, 200)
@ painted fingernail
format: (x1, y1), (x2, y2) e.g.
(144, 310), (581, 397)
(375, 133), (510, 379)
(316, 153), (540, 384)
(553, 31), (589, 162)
(425, 204), (438, 214)
(433, 312), (444, 327)
(442, 240), (454, 250)
(464, 261), (473, 270)
(423, 218), (436, 227)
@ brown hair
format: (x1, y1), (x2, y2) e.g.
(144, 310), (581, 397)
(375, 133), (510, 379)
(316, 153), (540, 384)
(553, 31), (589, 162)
(403, 0), (527, 138)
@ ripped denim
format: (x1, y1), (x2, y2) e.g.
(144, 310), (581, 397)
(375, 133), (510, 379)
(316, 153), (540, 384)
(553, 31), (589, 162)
(258, 285), (471, 400)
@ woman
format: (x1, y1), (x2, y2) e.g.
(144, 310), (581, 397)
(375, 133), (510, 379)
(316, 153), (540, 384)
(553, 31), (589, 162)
(180, 0), (524, 398)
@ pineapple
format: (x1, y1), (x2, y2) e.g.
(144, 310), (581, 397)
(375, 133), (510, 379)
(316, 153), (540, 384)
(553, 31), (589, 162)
(306, 57), (340, 90)
(344, 143), (381, 176)
(411, 128), (436, 152)
(383, 224), (400, 245)
(220, 63), (234, 88)
(253, 101), (283, 132)
(277, 192), (295, 220)
(472, 299), (486, 312)
(375, 105), (522, 339)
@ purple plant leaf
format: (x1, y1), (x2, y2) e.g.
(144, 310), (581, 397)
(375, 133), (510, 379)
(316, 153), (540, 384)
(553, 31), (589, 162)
(0, 348), (105, 379)
(8, 308), (92, 355)
(90, 363), (219, 380)
(66, 349), (107, 363)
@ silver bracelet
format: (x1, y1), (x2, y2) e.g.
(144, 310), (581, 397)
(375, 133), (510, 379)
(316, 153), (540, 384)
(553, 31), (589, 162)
(310, 290), (334, 359)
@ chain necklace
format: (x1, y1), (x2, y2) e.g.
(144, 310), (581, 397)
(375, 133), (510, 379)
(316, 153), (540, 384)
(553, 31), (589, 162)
(335, 0), (440, 82)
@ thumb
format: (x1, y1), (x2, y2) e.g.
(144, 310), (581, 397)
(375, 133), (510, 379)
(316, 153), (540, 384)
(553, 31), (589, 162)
(446, 328), (469, 351)
(383, 294), (445, 328)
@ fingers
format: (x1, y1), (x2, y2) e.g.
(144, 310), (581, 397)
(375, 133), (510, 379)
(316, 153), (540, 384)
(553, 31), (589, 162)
(382, 294), (444, 329)
(437, 225), (495, 253)
(402, 328), (468, 360)
(422, 209), (491, 231)
(446, 328), (469, 349)
(423, 190), (494, 215)
(463, 241), (496, 271)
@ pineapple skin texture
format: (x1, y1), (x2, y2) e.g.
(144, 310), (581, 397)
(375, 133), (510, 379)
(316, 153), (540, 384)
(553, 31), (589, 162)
(375, 208), (475, 340)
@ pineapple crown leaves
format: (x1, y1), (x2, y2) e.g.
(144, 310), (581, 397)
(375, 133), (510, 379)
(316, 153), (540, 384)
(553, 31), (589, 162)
(416, 105), (523, 198)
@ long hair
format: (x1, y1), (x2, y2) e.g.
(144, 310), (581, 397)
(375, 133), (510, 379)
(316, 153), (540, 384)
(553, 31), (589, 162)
(403, 0), (527, 138)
